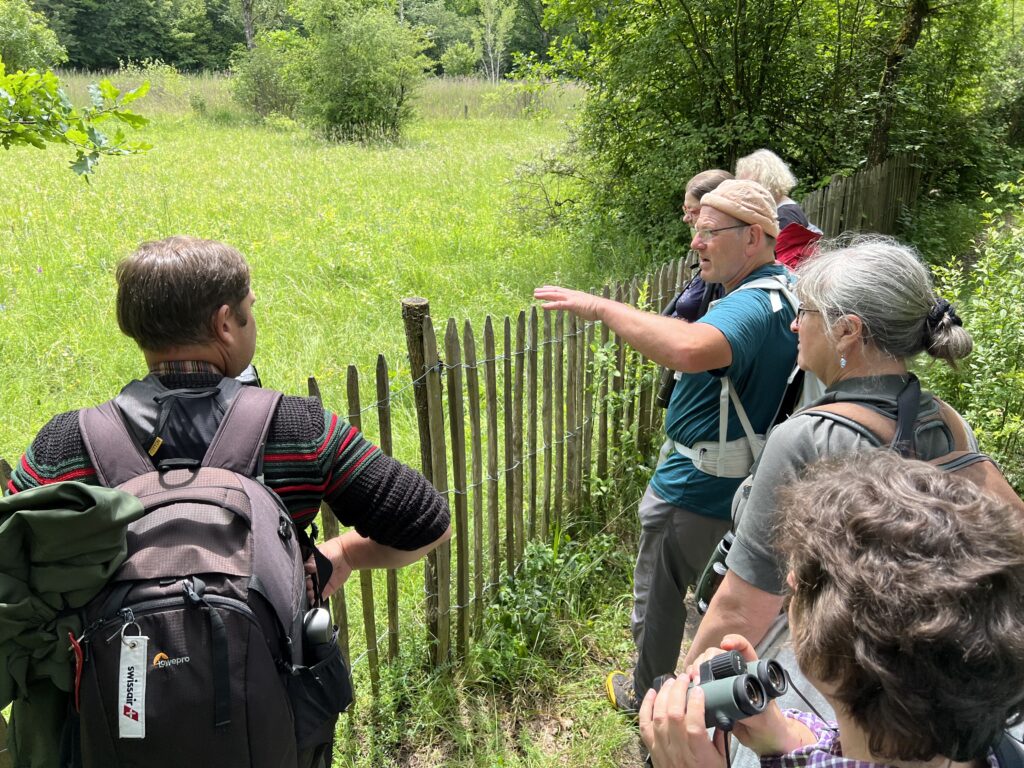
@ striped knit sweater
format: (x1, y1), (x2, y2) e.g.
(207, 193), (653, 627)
(7, 366), (449, 551)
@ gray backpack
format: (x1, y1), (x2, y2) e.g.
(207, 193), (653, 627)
(71, 386), (350, 768)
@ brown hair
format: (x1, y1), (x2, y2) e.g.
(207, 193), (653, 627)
(116, 236), (251, 351)
(775, 451), (1024, 762)
(685, 169), (733, 201)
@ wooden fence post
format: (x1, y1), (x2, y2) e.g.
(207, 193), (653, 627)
(347, 366), (380, 697)
(401, 298), (438, 659)
(422, 316), (451, 667)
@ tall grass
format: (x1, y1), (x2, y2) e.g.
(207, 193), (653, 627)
(1, 72), (642, 766)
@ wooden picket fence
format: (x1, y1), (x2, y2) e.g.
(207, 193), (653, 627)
(802, 152), (922, 237)
(305, 256), (692, 682)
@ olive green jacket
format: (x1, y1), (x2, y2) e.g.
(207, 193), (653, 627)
(0, 482), (143, 767)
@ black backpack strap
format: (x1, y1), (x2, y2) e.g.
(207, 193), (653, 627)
(891, 374), (921, 459)
(202, 386), (283, 477)
(79, 401), (156, 486)
(994, 734), (1024, 768)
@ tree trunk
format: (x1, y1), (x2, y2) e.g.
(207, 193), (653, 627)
(866, 0), (931, 165)
(241, 0), (256, 49)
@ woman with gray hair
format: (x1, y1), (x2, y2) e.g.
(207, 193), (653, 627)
(679, 234), (975, 668)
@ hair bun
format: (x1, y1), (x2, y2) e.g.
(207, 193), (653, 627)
(924, 298), (962, 339)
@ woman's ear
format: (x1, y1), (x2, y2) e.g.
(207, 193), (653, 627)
(834, 313), (864, 353)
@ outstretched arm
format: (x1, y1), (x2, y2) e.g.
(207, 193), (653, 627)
(533, 286), (732, 373)
(682, 570), (784, 668)
(315, 525), (452, 599)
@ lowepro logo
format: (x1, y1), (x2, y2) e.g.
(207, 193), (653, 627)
(152, 651), (191, 669)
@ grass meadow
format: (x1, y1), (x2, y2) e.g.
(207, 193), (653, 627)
(1, 74), (647, 766)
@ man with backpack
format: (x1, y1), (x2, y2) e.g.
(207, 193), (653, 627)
(534, 180), (798, 714)
(6, 236), (451, 767)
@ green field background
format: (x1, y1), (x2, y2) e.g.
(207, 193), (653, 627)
(1, 77), (645, 765)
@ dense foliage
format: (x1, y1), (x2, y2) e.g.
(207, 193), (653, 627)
(230, 2), (429, 139)
(27, 0), (563, 77)
(0, 0), (65, 70)
(541, 0), (1024, 256)
(923, 178), (1024, 492)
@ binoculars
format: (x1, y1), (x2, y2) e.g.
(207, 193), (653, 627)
(651, 650), (788, 730)
(695, 531), (734, 615)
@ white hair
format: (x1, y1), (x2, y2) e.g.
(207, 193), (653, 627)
(735, 149), (798, 200)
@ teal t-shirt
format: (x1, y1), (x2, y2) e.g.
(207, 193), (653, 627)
(649, 264), (798, 519)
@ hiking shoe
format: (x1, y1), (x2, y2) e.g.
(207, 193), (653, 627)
(605, 669), (640, 714)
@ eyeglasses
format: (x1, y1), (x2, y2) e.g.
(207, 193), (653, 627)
(795, 307), (820, 323)
(695, 224), (749, 244)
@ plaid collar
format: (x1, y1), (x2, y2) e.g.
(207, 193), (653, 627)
(148, 360), (225, 377)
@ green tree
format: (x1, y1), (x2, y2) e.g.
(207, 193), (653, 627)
(542, 0), (1012, 256)
(297, 5), (429, 139)
(439, 39), (477, 75)
(0, 0), (65, 71)
(0, 61), (150, 175)
(474, 0), (514, 83)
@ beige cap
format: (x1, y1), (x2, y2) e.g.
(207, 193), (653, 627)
(700, 179), (779, 238)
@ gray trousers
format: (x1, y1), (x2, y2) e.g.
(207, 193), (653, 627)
(631, 485), (731, 694)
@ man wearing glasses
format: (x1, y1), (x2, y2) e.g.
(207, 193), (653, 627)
(534, 179), (797, 714)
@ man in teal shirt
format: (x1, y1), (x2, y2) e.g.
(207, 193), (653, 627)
(534, 179), (797, 710)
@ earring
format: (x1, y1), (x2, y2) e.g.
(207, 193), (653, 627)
(840, 356), (847, 369)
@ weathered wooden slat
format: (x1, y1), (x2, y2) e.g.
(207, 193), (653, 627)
(597, 286), (610, 485)
(541, 310), (553, 541)
(422, 316), (451, 666)
(375, 355), (400, 662)
(526, 307), (538, 542)
(307, 377), (349, 664)
(513, 311), (526, 561)
(565, 314), (578, 516)
(483, 317), (500, 588)
(503, 317), (515, 580)
(553, 311), (565, 533)
(348, 365), (380, 696)
(463, 322), (485, 635)
(444, 320), (470, 659)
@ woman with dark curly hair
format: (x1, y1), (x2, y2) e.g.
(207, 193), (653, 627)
(640, 450), (1024, 768)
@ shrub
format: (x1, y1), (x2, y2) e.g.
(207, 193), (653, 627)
(230, 29), (304, 119)
(439, 41), (477, 77)
(0, 0), (66, 72)
(923, 176), (1024, 491)
(296, 7), (429, 141)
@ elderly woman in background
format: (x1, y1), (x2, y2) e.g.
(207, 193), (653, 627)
(735, 150), (820, 266)
(680, 234), (975, 669)
(640, 450), (1024, 768)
